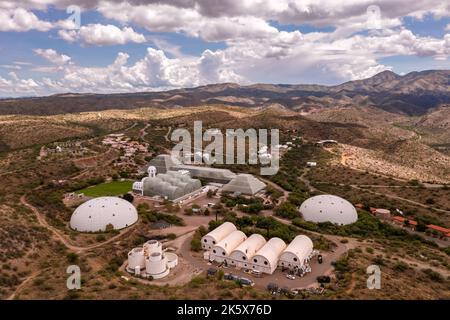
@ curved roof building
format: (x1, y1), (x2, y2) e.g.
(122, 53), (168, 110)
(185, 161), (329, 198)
(252, 237), (287, 274)
(278, 235), (313, 269)
(299, 194), (358, 225)
(228, 234), (266, 268)
(211, 230), (247, 263)
(201, 222), (237, 250)
(70, 196), (138, 232)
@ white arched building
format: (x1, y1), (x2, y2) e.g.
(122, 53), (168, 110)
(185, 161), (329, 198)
(203, 222), (315, 274)
(201, 222), (237, 250)
(278, 235), (313, 269)
(70, 196), (138, 232)
(127, 240), (178, 279)
(210, 230), (247, 263)
(251, 237), (287, 274)
(227, 234), (266, 269)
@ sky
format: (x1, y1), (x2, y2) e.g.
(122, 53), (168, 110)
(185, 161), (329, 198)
(0, 0), (449, 97)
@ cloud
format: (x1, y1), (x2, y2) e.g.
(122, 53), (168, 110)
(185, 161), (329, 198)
(0, 72), (40, 97)
(58, 24), (147, 46)
(34, 48), (71, 65)
(0, 7), (52, 32)
(1, 47), (243, 96)
(0, 1), (450, 96)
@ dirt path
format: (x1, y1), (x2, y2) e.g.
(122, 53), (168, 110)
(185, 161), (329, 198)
(259, 177), (288, 204)
(164, 126), (172, 142)
(345, 273), (357, 295)
(349, 184), (450, 214)
(6, 271), (40, 300)
(20, 195), (137, 253)
(299, 168), (318, 193)
(140, 123), (151, 140)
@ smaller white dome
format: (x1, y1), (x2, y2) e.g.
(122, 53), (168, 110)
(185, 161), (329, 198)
(299, 194), (357, 225)
(70, 196), (138, 232)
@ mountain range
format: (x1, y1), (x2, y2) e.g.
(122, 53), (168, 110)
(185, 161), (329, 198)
(0, 70), (448, 116)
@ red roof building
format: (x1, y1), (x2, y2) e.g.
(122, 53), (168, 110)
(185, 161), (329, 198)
(426, 224), (450, 234)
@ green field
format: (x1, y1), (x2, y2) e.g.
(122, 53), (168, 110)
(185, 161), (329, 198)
(76, 180), (133, 197)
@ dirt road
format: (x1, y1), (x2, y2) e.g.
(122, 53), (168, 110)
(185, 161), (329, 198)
(20, 195), (137, 253)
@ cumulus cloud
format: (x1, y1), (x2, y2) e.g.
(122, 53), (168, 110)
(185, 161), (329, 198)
(0, 72), (40, 97)
(0, 0), (450, 96)
(34, 49), (71, 65)
(0, 7), (52, 32)
(58, 24), (147, 45)
(1, 47), (244, 96)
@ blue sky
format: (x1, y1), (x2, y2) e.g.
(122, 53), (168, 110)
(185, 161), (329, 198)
(0, 1), (449, 96)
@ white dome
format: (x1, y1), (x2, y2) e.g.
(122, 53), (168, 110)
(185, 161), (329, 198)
(299, 195), (357, 225)
(70, 196), (138, 232)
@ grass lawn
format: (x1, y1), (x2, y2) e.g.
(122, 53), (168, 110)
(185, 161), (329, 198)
(76, 180), (133, 197)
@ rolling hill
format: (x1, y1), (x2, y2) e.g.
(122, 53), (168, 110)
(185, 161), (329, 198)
(0, 70), (448, 116)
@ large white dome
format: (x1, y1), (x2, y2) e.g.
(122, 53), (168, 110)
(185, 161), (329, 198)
(70, 196), (138, 232)
(299, 195), (358, 225)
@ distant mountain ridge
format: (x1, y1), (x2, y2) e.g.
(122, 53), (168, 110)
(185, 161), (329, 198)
(0, 70), (448, 116)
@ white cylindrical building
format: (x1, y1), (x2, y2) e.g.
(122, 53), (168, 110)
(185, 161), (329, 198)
(126, 239), (178, 279)
(166, 252), (178, 269)
(278, 235), (313, 269)
(144, 240), (162, 255)
(201, 222), (237, 250)
(210, 230), (247, 263)
(145, 252), (169, 279)
(227, 234), (266, 269)
(127, 247), (145, 272)
(251, 237), (287, 274)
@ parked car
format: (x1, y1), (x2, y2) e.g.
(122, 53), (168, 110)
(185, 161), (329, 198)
(279, 287), (290, 295)
(239, 277), (254, 286)
(207, 268), (217, 277)
(267, 283), (278, 292)
(318, 255), (323, 264)
(286, 274), (296, 280)
(224, 273), (233, 280)
(317, 275), (331, 283)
